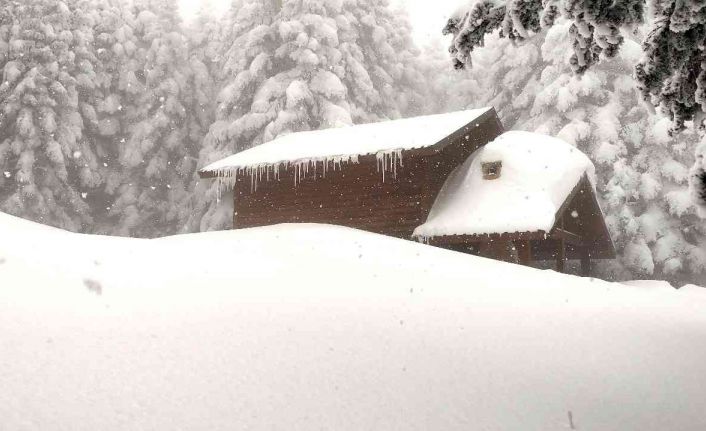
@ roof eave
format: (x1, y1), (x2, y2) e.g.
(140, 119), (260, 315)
(415, 230), (550, 244)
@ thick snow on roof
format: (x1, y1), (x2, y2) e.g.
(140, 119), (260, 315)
(201, 108), (492, 174)
(415, 131), (595, 238)
(1, 212), (706, 430)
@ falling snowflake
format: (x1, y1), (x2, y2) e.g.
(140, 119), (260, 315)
(150, 186), (156, 190)
(81, 192), (87, 199)
(73, 151), (82, 159)
(103, 162), (108, 167)
(571, 210), (579, 218)
(3, 171), (11, 178)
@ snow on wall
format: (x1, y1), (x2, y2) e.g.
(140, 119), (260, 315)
(203, 108), (491, 192)
(414, 131), (596, 239)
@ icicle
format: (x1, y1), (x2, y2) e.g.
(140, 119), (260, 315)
(375, 149), (404, 182)
(391, 152), (396, 179)
(209, 154), (364, 189)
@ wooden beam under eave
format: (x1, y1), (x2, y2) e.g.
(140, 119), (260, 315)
(551, 228), (582, 246)
(424, 230), (548, 247)
(556, 217), (566, 273)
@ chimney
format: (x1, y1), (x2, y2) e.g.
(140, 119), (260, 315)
(482, 161), (502, 180)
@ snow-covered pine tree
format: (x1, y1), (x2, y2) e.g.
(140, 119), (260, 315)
(694, 144), (706, 217)
(101, 0), (207, 237)
(75, 0), (141, 234)
(188, 0), (226, 82)
(456, 20), (705, 284)
(0, 0), (101, 231)
(415, 41), (487, 115)
(634, 0), (706, 218)
(445, 0), (645, 73)
(179, 0), (220, 233)
(188, 0), (427, 232)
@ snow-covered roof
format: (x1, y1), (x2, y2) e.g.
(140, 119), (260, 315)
(200, 108), (492, 176)
(414, 131), (596, 238)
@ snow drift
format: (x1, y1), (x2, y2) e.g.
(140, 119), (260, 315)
(1, 212), (705, 430)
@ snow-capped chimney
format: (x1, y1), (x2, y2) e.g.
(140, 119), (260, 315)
(482, 161), (502, 180)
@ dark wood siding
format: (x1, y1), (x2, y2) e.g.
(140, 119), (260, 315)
(230, 110), (504, 238)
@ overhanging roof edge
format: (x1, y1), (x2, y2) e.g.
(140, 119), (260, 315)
(198, 108), (497, 179)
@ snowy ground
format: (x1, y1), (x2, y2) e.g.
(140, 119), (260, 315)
(1, 212), (705, 430)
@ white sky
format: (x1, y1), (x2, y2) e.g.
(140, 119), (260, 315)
(177, 0), (461, 46)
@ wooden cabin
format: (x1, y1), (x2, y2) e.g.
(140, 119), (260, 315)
(199, 108), (615, 275)
(200, 108), (504, 238)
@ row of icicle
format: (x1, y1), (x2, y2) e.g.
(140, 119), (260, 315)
(215, 149), (405, 202)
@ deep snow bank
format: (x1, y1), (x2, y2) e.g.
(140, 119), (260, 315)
(1, 212), (705, 430)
